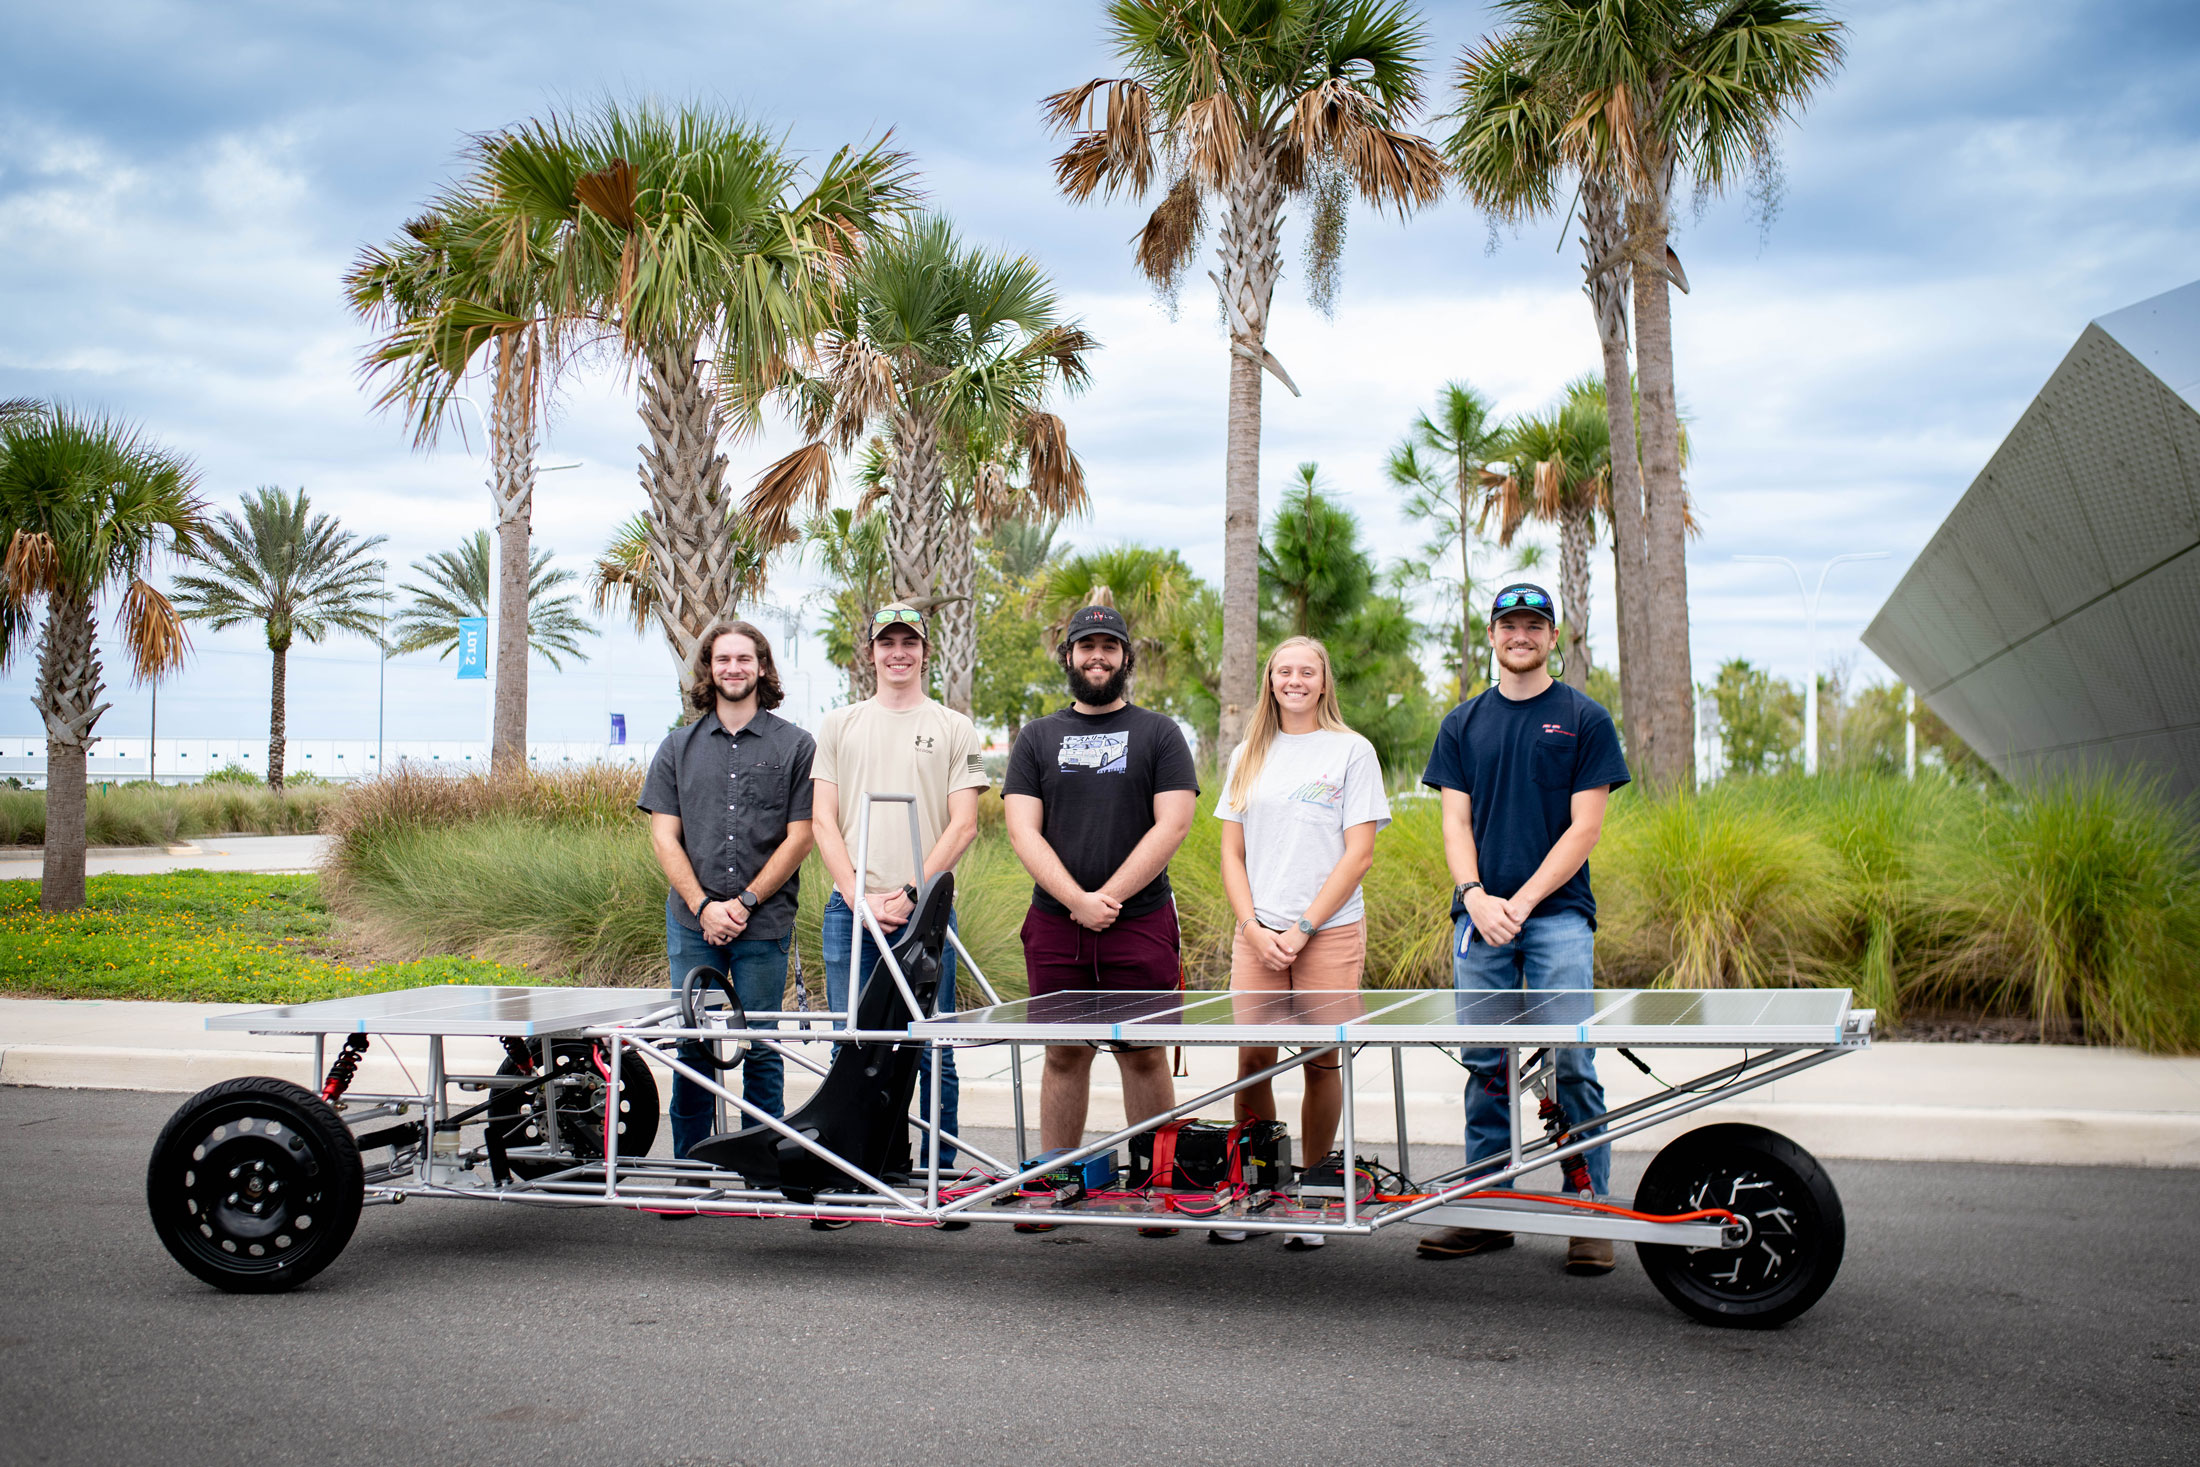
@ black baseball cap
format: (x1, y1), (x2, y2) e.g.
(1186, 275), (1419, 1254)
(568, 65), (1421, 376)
(1489, 582), (1557, 624)
(1064, 604), (1131, 646)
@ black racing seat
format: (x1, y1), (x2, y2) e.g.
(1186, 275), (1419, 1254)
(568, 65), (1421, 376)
(686, 872), (954, 1201)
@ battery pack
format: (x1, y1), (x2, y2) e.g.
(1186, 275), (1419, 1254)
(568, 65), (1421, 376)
(1020, 1148), (1119, 1194)
(1128, 1120), (1291, 1193)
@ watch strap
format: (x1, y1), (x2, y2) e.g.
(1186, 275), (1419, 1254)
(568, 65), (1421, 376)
(1295, 917), (1316, 936)
(738, 889), (760, 910)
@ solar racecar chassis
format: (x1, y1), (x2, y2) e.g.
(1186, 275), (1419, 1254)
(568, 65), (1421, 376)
(146, 797), (1872, 1329)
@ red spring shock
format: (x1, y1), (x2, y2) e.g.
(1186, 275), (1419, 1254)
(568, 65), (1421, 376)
(321, 1034), (370, 1102)
(1536, 1094), (1595, 1196)
(500, 1037), (537, 1074)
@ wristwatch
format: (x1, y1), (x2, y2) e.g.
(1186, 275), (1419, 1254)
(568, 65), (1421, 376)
(1454, 881), (1484, 903)
(901, 882), (919, 905)
(737, 889), (760, 911)
(1294, 917), (1316, 937)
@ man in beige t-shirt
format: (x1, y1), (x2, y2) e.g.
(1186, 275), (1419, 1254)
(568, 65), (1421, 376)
(811, 601), (988, 1181)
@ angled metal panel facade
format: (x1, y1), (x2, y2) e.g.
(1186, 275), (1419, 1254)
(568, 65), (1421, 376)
(1864, 279), (2200, 804)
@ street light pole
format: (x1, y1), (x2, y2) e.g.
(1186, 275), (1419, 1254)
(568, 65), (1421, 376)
(1735, 551), (1890, 776)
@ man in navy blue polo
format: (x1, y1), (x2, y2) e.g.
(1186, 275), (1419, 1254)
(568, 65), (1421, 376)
(1416, 584), (1631, 1275)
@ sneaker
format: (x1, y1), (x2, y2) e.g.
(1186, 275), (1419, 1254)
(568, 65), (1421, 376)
(936, 1219), (971, 1232)
(810, 1216), (855, 1231)
(1206, 1229), (1251, 1245)
(1416, 1226), (1515, 1260)
(1136, 1226), (1179, 1239)
(1283, 1232), (1326, 1251)
(1565, 1236), (1616, 1275)
(657, 1209), (696, 1222)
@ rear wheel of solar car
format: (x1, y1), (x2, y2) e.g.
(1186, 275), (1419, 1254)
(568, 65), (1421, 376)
(485, 1039), (659, 1180)
(146, 1077), (364, 1294)
(1634, 1123), (1845, 1329)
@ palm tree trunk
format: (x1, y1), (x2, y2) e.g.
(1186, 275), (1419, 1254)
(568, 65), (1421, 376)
(1456, 478), (1476, 699)
(638, 335), (737, 673)
(489, 332), (538, 779)
(1584, 177), (1650, 758)
(1216, 142), (1288, 757)
(1630, 182), (1695, 789)
(34, 591), (102, 913)
(1558, 498), (1592, 691)
(889, 407), (942, 603)
(937, 507), (977, 717)
(267, 640), (289, 792)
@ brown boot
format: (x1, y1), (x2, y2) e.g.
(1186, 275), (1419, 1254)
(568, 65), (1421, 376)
(1417, 1226), (1515, 1259)
(1565, 1236), (1616, 1275)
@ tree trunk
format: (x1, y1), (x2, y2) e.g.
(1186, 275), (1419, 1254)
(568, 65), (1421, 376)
(1215, 142), (1287, 758)
(1457, 473), (1476, 699)
(489, 331), (539, 780)
(1558, 497), (1592, 691)
(1630, 181), (1695, 789)
(1584, 176), (1649, 757)
(937, 505), (977, 717)
(34, 590), (102, 913)
(268, 640), (290, 792)
(888, 406), (942, 604)
(637, 335), (739, 674)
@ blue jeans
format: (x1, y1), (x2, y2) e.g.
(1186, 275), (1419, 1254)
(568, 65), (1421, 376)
(821, 890), (959, 1168)
(666, 898), (789, 1160)
(1454, 910), (1609, 1195)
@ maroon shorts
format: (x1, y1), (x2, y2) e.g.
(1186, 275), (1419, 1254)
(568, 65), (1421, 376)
(1020, 903), (1183, 997)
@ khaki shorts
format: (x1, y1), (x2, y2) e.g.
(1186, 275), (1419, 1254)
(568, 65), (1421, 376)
(1228, 919), (1367, 994)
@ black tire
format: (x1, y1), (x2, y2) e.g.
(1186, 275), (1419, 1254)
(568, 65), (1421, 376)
(485, 1040), (659, 1180)
(1634, 1123), (1845, 1329)
(146, 1077), (364, 1294)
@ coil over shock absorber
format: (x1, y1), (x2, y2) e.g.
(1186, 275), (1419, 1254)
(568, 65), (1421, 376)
(320, 1033), (370, 1102)
(1522, 1049), (1595, 1196)
(499, 1037), (537, 1074)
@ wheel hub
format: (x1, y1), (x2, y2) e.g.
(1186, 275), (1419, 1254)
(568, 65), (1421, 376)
(182, 1115), (322, 1260)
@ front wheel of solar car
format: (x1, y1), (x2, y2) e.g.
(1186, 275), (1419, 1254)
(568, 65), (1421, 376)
(1634, 1123), (1845, 1329)
(146, 1077), (364, 1294)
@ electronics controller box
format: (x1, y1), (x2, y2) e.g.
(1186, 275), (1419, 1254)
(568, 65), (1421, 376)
(1127, 1120), (1291, 1193)
(1020, 1147), (1119, 1194)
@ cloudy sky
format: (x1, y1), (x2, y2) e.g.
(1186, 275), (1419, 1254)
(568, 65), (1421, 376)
(3, 0), (2196, 753)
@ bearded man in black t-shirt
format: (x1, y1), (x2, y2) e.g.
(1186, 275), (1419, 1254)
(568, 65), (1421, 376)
(1004, 604), (1199, 1161)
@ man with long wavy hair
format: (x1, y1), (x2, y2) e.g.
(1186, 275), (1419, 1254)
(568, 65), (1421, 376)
(639, 620), (815, 1167)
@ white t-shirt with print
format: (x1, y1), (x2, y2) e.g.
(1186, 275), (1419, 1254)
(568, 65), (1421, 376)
(1216, 728), (1392, 931)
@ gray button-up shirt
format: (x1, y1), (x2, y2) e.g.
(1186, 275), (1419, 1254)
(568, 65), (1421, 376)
(638, 707), (815, 940)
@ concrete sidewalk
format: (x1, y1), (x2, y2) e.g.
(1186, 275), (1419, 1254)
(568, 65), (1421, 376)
(5, 994), (2196, 1168)
(0, 833), (330, 878)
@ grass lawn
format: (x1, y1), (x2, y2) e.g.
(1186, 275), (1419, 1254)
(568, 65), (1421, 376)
(0, 871), (540, 1004)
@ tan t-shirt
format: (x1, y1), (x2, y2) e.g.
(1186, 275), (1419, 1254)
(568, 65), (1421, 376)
(812, 697), (989, 893)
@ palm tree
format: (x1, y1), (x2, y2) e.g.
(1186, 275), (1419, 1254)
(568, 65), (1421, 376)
(1384, 381), (1505, 699)
(1044, 0), (1445, 757)
(802, 506), (892, 703)
(746, 215), (1094, 716)
(0, 407), (202, 912)
(477, 101), (916, 674)
(1037, 544), (1213, 703)
(390, 530), (595, 670)
(992, 516), (1066, 581)
(170, 487), (386, 793)
(1482, 394), (1610, 690)
(1449, 0), (1845, 785)
(588, 512), (769, 645)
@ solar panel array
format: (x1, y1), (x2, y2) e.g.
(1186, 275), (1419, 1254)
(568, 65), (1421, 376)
(206, 986), (674, 1038)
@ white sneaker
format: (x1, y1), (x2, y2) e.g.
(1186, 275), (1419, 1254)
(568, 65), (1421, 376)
(1206, 1229), (1251, 1245)
(1283, 1231), (1326, 1251)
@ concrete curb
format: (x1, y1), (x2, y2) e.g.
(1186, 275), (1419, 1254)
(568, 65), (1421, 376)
(9, 1039), (2198, 1170)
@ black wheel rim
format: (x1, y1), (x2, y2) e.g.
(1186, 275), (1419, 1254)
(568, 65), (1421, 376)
(1666, 1161), (1820, 1303)
(494, 1044), (643, 1162)
(165, 1104), (334, 1276)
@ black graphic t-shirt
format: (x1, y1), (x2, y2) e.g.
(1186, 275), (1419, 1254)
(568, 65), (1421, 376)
(1004, 703), (1200, 918)
(1420, 681), (1631, 928)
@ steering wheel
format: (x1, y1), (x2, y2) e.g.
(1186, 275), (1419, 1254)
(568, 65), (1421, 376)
(676, 964), (749, 1071)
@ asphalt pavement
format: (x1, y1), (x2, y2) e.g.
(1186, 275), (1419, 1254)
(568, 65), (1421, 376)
(2, 1086), (2194, 1466)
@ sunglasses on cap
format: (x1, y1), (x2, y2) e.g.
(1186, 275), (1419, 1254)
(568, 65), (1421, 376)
(872, 607), (925, 628)
(1493, 589), (1551, 612)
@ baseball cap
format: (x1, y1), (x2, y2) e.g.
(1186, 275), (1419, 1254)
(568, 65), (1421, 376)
(1064, 604), (1131, 646)
(1489, 582), (1557, 625)
(870, 601), (929, 641)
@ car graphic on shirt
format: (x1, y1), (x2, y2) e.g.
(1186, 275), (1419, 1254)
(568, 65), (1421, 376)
(1058, 731), (1129, 774)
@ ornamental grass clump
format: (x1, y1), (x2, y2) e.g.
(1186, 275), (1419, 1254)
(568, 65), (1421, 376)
(1596, 783), (1845, 988)
(1918, 771), (2200, 1052)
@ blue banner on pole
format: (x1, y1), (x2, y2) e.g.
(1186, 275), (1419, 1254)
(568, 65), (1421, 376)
(609, 713), (626, 746)
(456, 617), (488, 679)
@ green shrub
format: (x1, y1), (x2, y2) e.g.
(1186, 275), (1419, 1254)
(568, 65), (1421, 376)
(201, 762), (263, 786)
(1918, 771), (2200, 1050)
(0, 782), (340, 845)
(1595, 782), (1845, 988)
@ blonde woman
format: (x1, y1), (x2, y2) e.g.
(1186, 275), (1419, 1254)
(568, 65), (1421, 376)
(1213, 637), (1390, 1249)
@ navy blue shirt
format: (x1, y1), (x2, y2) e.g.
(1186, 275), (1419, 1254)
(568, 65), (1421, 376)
(1420, 681), (1630, 928)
